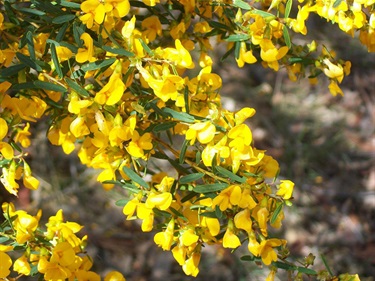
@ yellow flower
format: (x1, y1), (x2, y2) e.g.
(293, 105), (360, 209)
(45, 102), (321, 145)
(260, 39), (289, 71)
(200, 216), (220, 236)
(142, 16), (162, 42)
(180, 228), (199, 247)
(76, 33), (95, 63)
(154, 219), (175, 250)
(95, 73), (126, 105)
(145, 192), (172, 210)
(276, 180), (294, 199)
(14, 254), (31, 275)
(222, 225), (241, 248)
(236, 42), (257, 68)
(186, 121), (216, 145)
(182, 252), (200, 277)
(104, 271), (126, 281)
(258, 239), (283, 265)
(234, 208), (252, 233)
(328, 80), (344, 96)
(212, 185), (242, 211)
(126, 131), (153, 158)
(55, 46), (73, 62)
(0, 251), (12, 279)
(323, 59), (344, 83)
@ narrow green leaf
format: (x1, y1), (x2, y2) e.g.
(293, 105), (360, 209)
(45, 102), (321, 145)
(252, 9), (275, 19)
(0, 236), (10, 243)
(102, 45), (134, 57)
(225, 34), (250, 42)
(333, 0), (344, 8)
(152, 121), (177, 133)
(285, 0), (293, 18)
(233, 0), (251, 10)
(115, 199), (129, 207)
(50, 43), (63, 79)
(17, 7), (45, 16)
(297, 267), (317, 275)
(194, 183), (228, 194)
(162, 108), (195, 123)
(184, 86), (189, 113)
(0, 64), (26, 78)
(169, 207), (187, 221)
(138, 38), (154, 56)
(34, 81), (67, 92)
(273, 261), (297, 271)
(81, 58), (117, 72)
(122, 166), (150, 189)
(179, 173), (204, 184)
(208, 20), (231, 31)
(26, 31), (36, 60)
(199, 211), (217, 218)
(270, 202), (283, 225)
(179, 139), (189, 164)
(234, 41), (241, 59)
(240, 255), (255, 261)
(283, 25), (291, 49)
(320, 253), (334, 277)
(16, 53), (42, 72)
(64, 78), (91, 98)
(58, 0), (81, 9)
(215, 166), (246, 183)
(52, 14), (76, 24)
(56, 22), (69, 42)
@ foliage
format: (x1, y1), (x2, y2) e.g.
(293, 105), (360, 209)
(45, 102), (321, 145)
(0, 0), (373, 280)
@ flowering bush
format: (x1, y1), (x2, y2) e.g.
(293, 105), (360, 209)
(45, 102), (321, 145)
(0, 0), (372, 280)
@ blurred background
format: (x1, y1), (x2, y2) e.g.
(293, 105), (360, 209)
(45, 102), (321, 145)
(1, 15), (374, 281)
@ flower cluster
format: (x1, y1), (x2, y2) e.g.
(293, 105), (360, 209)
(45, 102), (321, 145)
(0, 203), (125, 280)
(0, 0), (371, 280)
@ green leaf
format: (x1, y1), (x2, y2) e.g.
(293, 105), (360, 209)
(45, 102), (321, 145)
(152, 121), (177, 133)
(179, 173), (204, 184)
(0, 64), (26, 78)
(81, 58), (117, 72)
(0, 236), (10, 243)
(122, 166), (150, 189)
(199, 211), (217, 218)
(233, 0), (251, 10)
(285, 0), (293, 18)
(234, 41), (241, 60)
(16, 53), (42, 72)
(333, 0), (344, 8)
(297, 267), (317, 275)
(283, 25), (291, 49)
(56, 22), (69, 42)
(270, 201), (283, 225)
(16, 7), (46, 16)
(225, 34), (250, 42)
(102, 45), (134, 57)
(26, 31), (36, 60)
(181, 191), (199, 203)
(34, 81), (67, 92)
(162, 108), (195, 123)
(50, 43), (63, 79)
(58, 0), (81, 9)
(64, 78), (91, 98)
(115, 199), (129, 207)
(138, 38), (154, 56)
(193, 183), (228, 194)
(251, 9), (275, 19)
(52, 14), (76, 24)
(208, 20), (232, 31)
(215, 166), (246, 183)
(179, 139), (189, 164)
(273, 261), (297, 271)
(320, 253), (334, 277)
(240, 255), (255, 261)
